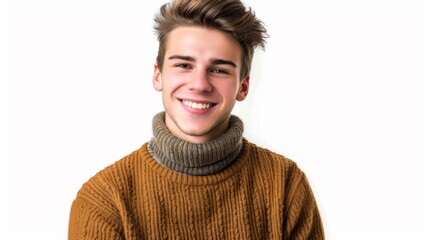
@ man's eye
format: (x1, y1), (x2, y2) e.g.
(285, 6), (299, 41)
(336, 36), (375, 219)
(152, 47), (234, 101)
(211, 68), (228, 74)
(176, 64), (190, 69)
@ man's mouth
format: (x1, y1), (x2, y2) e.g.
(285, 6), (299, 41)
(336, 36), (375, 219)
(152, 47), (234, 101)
(182, 100), (214, 110)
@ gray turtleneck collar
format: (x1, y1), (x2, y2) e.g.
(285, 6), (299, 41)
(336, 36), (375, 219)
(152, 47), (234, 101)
(147, 112), (244, 176)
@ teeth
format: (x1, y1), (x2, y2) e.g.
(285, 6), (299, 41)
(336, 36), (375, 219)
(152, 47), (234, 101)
(183, 100), (212, 109)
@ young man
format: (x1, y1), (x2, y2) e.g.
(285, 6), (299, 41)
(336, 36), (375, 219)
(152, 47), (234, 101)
(68, 0), (325, 239)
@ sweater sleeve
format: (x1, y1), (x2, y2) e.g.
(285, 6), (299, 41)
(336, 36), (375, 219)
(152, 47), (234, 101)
(68, 197), (124, 240)
(284, 169), (325, 240)
(68, 172), (125, 240)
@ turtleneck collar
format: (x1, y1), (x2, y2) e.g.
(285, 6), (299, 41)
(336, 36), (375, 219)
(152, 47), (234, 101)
(147, 112), (244, 176)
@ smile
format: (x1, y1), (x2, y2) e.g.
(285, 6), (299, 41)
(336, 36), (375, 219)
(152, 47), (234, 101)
(182, 100), (213, 109)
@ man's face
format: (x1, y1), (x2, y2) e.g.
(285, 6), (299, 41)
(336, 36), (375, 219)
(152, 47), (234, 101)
(153, 26), (249, 143)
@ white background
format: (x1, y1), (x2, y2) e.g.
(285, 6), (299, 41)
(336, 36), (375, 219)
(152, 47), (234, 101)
(1, 0), (428, 239)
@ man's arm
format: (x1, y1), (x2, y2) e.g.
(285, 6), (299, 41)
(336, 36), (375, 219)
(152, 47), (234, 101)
(284, 171), (325, 239)
(68, 197), (124, 240)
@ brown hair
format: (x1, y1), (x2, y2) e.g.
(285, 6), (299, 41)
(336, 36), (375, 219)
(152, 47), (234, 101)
(154, 0), (268, 79)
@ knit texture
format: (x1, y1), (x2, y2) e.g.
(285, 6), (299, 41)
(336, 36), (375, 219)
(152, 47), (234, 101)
(148, 112), (244, 175)
(69, 140), (325, 239)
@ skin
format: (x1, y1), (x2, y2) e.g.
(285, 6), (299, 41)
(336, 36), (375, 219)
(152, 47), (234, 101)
(153, 26), (250, 143)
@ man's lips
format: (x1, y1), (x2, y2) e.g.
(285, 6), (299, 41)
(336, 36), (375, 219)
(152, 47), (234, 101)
(180, 99), (216, 110)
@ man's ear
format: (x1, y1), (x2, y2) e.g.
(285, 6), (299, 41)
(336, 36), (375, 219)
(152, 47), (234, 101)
(236, 75), (250, 101)
(153, 64), (163, 91)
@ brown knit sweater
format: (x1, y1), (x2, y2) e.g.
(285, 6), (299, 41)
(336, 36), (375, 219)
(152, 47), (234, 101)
(69, 115), (324, 239)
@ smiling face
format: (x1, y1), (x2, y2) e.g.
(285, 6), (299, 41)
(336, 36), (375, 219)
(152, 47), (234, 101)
(153, 26), (249, 143)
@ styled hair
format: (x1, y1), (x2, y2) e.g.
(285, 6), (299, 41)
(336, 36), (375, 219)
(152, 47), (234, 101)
(154, 0), (268, 79)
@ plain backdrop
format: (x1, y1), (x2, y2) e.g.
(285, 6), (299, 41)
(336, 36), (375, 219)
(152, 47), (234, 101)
(1, 0), (428, 239)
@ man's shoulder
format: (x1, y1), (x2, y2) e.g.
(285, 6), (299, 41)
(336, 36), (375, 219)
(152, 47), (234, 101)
(97, 143), (148, 175)
(243, 139), (303, 175)
(75, 143), (150, 197)
(244, 139), (296, 164)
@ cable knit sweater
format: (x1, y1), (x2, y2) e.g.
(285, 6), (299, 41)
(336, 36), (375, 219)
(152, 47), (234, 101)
(68, 113), (324, 239)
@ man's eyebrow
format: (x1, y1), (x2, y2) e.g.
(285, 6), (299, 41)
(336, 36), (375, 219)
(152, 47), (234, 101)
(210, 59), (237, 68)
(168, 55), (195, 61)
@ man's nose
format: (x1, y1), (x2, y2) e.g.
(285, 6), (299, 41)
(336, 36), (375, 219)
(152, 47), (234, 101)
(187, 69), (213, 92)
